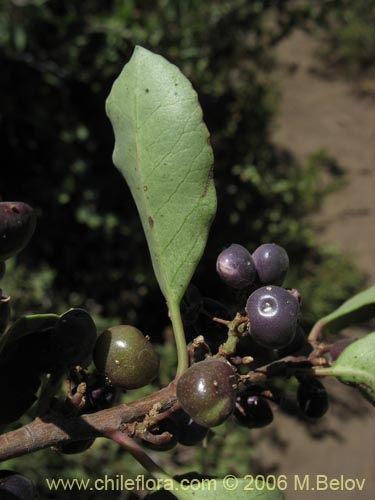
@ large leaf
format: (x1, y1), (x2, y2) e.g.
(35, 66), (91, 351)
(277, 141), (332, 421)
(0, 313), (58, 354)
(315, 332), (375, 406)
(310, 286), (375, 339)
(106, 46), (216, 304)
(145, 475), (284, 500)
(325, 332), (375, 406)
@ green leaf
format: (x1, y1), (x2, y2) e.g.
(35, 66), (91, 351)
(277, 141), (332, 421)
(145, 476), (284, 500)
(326, 332), (375, 406)
(106, 46), (216, 305)
(0, 313), (58, 353)
(310, 286), (375, 338)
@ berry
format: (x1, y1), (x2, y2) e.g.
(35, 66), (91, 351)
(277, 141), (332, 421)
(252, 243), (289, 286)
(277, 324), (312, 357)
(60, 439), (96, 455)
(170, 409), (208, 446)
(49, 308), (97, 371)
(0, 202), (36, 261)
(93, 325), (159, 389)
(246, 286), (299, 349)
(176, 357), (236, 428)
(330, 338), (353, 361)
(0, 261), (5, 280)
(0, 294), (10, 336)
(297, 378), (328, 418)
(216, 244), (256, 289)
(0, 471), (35, 500)
(234, 395), (273, 428)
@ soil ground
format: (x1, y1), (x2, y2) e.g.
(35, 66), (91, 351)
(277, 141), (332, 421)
(253, 30), (374, 500)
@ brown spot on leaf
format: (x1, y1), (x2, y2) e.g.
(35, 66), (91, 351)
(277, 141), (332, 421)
(143, 185), (148, 192)
(201, 166), (214, 198)
(148, 216), (154, 228)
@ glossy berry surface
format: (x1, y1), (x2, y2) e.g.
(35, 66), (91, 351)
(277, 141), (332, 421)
(234, 395), (273, 428)
(0, 202), (37, 261)
(171, 409), (208, 446)
(176, 357), (236, 428)
(252, 243), (289, 286)
(60, 439), (96, 455)
(49, 308), (97, 371)
(216, 244), (256, 289)
(246, 286), (299, 349)
(330, 338), (353, 361)
(93, 325), (159, 389)
(0, 470), (35, 500)
(297, 378), (329, 418)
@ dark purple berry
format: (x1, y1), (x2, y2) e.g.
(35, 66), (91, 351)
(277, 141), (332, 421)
(0, 470), (36, 500)
(176, 358), (236, 428)
(234, 395), (273, 428)
(330, 338), (353, 361)
(277, 324), (312, 357)
(0, 262), (5, 280)
(170, 409), (208, 446)
(0, 202), (37, 261)
(216, 244), (256, 289)
(297, 378), (328, 419)
(60, 439), (96, 455)
(252, 243), (289, 286)
(246, 286), (299, 349)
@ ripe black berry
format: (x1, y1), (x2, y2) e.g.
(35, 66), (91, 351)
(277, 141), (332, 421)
(93, 325), (159, 389)
(0, 262), (5, 280)
(277, 324), (312, 357)
(297, 378), (329, 418)
(216, 244), (256, 289)
(170, 409), (208, 446)
(246, 286), (299, 349)
(176, 357), (236, 428)
(252, 243), (289, 286)
(234, 395), (273, 428)
(0, 470), (35, 500)
(0, 202), (36, 261)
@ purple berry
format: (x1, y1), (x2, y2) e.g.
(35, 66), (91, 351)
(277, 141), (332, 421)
(216, 244), (256, 289)
(234, 395), (273, 428)
(252, 243), (289, 286)
(297, 378), (328, 419)
(246, 285), (299, 349)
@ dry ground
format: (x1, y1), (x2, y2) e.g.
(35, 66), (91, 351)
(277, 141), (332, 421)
(253, 30), (374, 500)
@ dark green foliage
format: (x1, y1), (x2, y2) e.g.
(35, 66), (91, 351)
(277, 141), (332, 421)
(0, 0), (364, 340)
(93, 325), (159, 389)
(176, 357), (236, 428)
(49, 308), (97, 371)
(0, 261), (5, 280)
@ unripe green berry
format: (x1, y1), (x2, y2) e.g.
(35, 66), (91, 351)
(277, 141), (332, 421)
(93, 325), (159, 390)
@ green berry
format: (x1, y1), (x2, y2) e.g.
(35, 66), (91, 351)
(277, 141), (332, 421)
(176, 357), (236, 428)
(93, 325), (159, 389)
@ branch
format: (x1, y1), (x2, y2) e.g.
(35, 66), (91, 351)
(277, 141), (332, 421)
(0, 351), (324, 463)
(0, 384), (177, 462)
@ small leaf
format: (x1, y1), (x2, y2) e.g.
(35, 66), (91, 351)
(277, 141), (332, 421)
(0, 313), (58, 353)
(310, 286), (375, 338)
(324, 332), (375, 406)
(144, 474), (284, 500)
(106, 46), (216, 305)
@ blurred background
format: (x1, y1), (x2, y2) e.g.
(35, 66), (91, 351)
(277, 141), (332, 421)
(0, 1), (374, 499)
